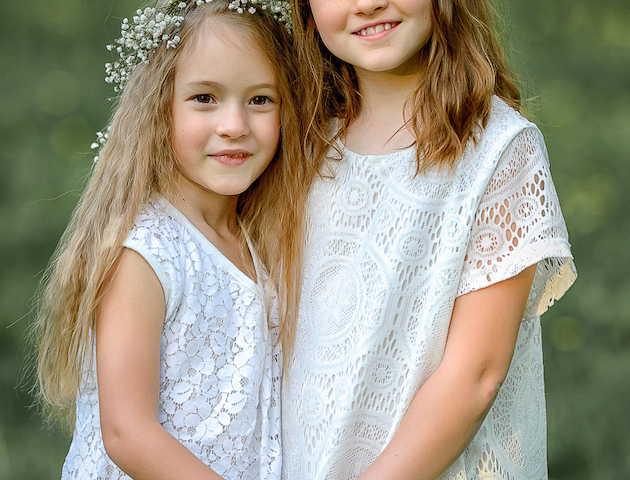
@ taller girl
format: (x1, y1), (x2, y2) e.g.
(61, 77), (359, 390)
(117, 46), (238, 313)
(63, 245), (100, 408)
(283, 1), (577, 479)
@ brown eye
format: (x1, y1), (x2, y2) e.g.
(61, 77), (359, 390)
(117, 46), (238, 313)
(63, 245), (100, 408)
(250, 96), (271, 106)
(194, 94), (214, 104)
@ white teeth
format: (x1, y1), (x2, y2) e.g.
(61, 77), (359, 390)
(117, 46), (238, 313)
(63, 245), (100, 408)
(358, 23), (394, 36)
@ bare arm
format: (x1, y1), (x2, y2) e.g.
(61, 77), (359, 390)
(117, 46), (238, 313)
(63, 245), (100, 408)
(359, 264), (538, 480)
(96, 248), (224, 480)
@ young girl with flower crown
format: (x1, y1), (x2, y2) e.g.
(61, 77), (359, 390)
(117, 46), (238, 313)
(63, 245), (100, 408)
(282, 0), (577, 479)
(33, 1), (303, 478)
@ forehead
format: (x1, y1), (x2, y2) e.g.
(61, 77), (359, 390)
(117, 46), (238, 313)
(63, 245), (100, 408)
(177, 17), (272, 73)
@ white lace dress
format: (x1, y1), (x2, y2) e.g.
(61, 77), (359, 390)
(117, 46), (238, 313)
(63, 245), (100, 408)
(62, 198), (282, 480)
(282, 98), (577, 480)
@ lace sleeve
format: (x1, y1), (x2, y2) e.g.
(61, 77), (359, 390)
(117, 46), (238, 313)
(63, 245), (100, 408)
(122, 203), (185, 320)
(458, 128), (577, 320)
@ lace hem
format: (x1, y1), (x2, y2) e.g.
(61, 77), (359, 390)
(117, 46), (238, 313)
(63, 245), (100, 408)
(529, 255), (577, 318)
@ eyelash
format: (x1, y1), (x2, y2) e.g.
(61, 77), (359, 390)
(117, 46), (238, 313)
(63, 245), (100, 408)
(191, 95), (275, 106)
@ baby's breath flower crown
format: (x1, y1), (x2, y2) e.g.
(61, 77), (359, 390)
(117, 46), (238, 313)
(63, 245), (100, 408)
(91, 0), (292, 157)
(105, 0), (292, 93)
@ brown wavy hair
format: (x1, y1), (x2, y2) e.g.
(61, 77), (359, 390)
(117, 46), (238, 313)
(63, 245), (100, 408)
(33, 0), (306, 429)
(290, 0), (522, 173)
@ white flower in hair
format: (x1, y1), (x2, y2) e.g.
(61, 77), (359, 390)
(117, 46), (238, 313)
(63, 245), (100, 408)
(227, 0), (292, 31)
(104, 0), (291, 93)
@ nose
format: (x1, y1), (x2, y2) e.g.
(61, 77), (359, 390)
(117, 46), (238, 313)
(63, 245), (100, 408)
(216, 102), (250, 139)
(352, 0), (388, 16)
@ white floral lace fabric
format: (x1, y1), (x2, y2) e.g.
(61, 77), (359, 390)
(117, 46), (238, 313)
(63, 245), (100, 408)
(62, 198), (282, 480)
(282, 98), (576, 480)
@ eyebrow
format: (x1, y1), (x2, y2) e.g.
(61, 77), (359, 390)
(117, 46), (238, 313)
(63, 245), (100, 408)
(182, 80), (278, 90)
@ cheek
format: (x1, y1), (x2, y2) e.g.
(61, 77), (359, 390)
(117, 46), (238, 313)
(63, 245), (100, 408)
(171, 110), (187, 151)
(273, 113), (281, 145)
(172, 127), (203, 165)
(257, 113), (281, 155)
(415, 1), (432, 28)
(171, 122), (189, 155)
(268, 124), (281, 154)
(309, 2), (341, 38)
(173, 113), (206, 149)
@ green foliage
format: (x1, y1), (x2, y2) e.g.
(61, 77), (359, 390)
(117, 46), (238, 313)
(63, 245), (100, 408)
(504, 1), (630, 477)
(1, 0), (628, 478)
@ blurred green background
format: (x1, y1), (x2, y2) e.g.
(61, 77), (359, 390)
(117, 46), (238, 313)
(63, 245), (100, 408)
(1, 0), (628, 478)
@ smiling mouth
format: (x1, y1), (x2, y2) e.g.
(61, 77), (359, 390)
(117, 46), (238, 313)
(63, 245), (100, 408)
(212, 152), (251, 166)
(355, 22), (398, 37)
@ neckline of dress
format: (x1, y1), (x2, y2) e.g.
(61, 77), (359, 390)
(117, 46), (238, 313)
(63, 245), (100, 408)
(157, 196), (264, 297)
(337, 139), (416, 167)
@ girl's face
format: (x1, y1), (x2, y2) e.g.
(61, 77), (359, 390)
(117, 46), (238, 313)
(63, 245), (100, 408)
(309, 0), (432, 76)
(171, 19), (281, 203)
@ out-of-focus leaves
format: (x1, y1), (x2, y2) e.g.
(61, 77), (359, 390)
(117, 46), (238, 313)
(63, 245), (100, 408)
(506, 1), (630, 478)
(0, 1), (137, 477)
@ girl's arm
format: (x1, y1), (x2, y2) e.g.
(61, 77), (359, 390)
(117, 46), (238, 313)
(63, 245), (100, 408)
(359, 264), (538, 480)
(97, 248), (223, 480)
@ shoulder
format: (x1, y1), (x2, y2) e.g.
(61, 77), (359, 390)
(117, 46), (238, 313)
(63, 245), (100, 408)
(125, 198), (209, 269)
(488, 96), (534, 130)
(458, 97), (543, 180)
(123, 198), (191, 309)
(483, 98), (550, 179)
(126, 199), (184, 249)
(481, 97), (541, 151)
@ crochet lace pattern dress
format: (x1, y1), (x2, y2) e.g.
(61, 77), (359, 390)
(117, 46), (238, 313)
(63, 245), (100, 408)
(62, 198), (282, 480)
(282, 97), (577, 480)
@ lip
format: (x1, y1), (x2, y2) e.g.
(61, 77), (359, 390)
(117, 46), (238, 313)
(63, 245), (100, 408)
(209, 149), (252, 166)
(352, 21), (400, 39)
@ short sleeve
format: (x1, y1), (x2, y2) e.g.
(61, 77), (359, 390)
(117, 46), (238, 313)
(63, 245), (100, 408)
(457, 128), (577, 320)
(122, 202), (186, 320)
(123, 234), (172, 305)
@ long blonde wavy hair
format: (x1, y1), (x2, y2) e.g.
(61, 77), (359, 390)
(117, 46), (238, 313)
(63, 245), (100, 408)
(290, 0), (522, 173)
(33, 0), (306, 429)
